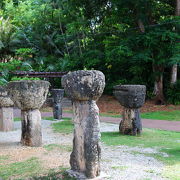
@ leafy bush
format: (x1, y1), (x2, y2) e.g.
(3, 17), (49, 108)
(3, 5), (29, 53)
(11, 76), (40, 81)
(0, 60), (32, 85)
(166, 81), (180, 105)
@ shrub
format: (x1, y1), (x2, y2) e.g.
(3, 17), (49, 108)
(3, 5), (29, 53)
(166, 80), (180, 105)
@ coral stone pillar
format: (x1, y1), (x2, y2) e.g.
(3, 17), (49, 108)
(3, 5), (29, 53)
(51, 89), (64, 120)
(62, 70), (105, 179)
(7, 80), (50, 147)
(114, 85), (146, 135)
(0, 86), (14, 132)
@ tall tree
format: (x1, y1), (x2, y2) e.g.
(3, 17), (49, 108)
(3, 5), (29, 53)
(170, 0), (180, 85)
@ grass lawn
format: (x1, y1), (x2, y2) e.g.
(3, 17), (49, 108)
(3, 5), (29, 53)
(100, 110), (180, 121)
(52, 117), (73, 134)
(141, 110), (180, 121)
(0, 157), (42, 179)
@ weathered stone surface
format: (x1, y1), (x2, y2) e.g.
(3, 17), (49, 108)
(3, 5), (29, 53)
(114, 85), (146, 108)
(21, 109), (42, 146)
(0, 86), (14, 132)
(114, 85), (146, 136)
(51, 89), (64, 120)
(7, 80), (50, 147)
(62, 70), (105, 179)
(61, 70), (105, 101)
(7, 80), (50, 110)
(0, 86), (14, 107)
(0, 107), (13, 132)
(70, 101), (101, 178)
(119, 108), (142, 135)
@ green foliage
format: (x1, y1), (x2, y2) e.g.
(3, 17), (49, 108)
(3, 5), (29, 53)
(11, 76), (40, 81)
(0, 60), (32, 85)
(166, 80), (180, 105)
(0, 0), (179, 103)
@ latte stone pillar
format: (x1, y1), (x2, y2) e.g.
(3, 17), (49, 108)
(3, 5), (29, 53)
(62, 70), (105, 179)
(51, 89), (64, 120)
(0, 86), (14, 131)
(114, 85), (146, 136)
(7, 80), (50, 147)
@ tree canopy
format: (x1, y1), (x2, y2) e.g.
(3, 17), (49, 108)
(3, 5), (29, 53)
(0, 0), (180, 104)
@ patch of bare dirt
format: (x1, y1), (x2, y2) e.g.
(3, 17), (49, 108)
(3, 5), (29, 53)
(0, 145), (70, 170)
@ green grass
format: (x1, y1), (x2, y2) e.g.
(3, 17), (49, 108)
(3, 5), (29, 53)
(14, 117), (21, 121)
(100, 113), (120, 118)
(0, 155), (9, 163)
(52, 118), (73, 134)
(43, 117), (55, 121)
(44, 144), (72, 152)
(0, 157), (42, 180)
(14, 117), (71, 121)
(141, 110), (180, 121)
(101, 129), (180, 180)
(100, 110), (180, 121)
(32, 167), (75, 180)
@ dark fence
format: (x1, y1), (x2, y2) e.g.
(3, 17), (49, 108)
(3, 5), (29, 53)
(0, 71), (68, 78)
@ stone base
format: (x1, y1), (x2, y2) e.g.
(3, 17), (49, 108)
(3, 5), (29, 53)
(67, 170), (107, 180)
(21, 109), (42, 147)
(0, 107), (14, 132)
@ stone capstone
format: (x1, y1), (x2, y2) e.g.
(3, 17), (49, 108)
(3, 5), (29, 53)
(7, 80), (50, 110)
(61, 70), (105, 101)
(114, 85), (146, 136)
(114, 85), (146, 108)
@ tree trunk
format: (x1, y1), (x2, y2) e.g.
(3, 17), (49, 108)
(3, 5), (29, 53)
(176, 0), (180, 15)
(138, 19), (145, 33)
(170, 0), (180, 85)
(170, 64), (178, 86)
(153, 65), (165, 105)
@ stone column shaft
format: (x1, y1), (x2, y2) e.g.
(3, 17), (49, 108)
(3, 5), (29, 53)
(70, 100), (101, 178)
(120, 108), (142, 135)
(52, 89), (64, 120)
(53, 103), (62, 120)
(21, 109), (42, 147)
(0, 107), (13, 132)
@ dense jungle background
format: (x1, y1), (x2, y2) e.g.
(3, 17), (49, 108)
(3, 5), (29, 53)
(0, 0), (179, 104)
